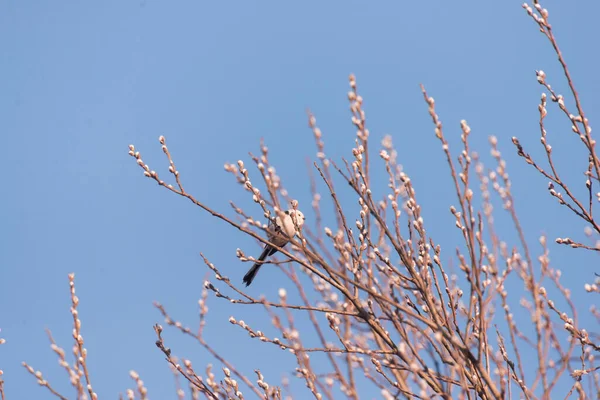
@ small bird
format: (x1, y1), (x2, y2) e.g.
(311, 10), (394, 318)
(243, 209), (305, 286)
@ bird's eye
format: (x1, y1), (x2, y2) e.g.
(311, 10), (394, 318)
(284, 210), (290, 215)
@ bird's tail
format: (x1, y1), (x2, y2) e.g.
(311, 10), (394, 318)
(243, 246), (276, 286)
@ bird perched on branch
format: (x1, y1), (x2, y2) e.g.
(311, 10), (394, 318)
(243, 209), (305, 286)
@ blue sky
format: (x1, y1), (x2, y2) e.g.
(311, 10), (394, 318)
(1, 1), (599, 398)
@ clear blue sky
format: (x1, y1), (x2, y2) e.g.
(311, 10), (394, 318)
(1, 1), (598, 398)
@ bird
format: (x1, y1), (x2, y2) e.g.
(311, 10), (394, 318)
(243, 209), (305, 286)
